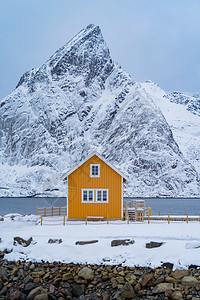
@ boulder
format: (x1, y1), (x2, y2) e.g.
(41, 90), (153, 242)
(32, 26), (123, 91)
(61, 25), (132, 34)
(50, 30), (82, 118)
(13, 236), (33, 247)
(165, 276), (178, 284)
(75, 240), (98, 245)
(27, 286), (47, 300)
(182, 276), (199, 287)
(78, 267), (94, 281)
(146, 241), (164, 248)
(152, 283), (173, 294)
(48, 238), (62, 244)
(171, 269), (189, 280)
(120, 282), (135, 298)
(0, 217), (4, 221)
(111, 239), (135, 247)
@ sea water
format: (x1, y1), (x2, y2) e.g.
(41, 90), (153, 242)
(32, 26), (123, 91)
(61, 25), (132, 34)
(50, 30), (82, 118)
(0, 197), (200, 216)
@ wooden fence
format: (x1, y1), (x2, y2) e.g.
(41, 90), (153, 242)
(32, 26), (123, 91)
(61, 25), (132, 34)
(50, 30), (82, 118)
(36, 206), (67, 217)
(144, 214), (200, 224)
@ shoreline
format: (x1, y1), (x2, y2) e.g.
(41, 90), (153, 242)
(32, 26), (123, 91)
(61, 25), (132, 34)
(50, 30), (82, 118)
(1, 259), (200, 299)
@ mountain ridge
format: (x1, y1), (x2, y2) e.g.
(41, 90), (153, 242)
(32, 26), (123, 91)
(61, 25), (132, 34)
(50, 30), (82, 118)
(0, 24), (199, 197)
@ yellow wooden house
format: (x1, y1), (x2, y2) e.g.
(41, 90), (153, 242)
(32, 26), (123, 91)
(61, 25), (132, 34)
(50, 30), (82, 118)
(62, 152), (128, 220)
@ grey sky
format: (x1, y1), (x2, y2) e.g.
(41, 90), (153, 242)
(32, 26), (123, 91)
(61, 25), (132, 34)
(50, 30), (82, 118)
(1, 0), (200, 100)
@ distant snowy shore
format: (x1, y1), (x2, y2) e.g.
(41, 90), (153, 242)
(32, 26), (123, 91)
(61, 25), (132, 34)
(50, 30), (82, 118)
(1, 214), (200, 269)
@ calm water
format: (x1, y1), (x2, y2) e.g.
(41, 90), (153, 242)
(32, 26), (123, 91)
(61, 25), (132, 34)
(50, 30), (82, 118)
(126, 198), (200, 216)
(0, 197), (66, 216)
(0, 197), (200, 216)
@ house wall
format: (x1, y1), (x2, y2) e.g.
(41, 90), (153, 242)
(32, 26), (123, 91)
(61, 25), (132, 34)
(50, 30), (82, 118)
(68, 155), (122, 219)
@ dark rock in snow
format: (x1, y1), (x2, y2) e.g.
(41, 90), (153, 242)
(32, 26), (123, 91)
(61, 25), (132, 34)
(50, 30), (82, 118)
(111, 239), (135, 247)
(146, 241), (164, 248)
(13, 236), (33, 247)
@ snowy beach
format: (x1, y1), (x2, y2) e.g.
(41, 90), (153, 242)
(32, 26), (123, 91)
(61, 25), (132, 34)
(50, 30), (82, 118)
(1, 214), (200, 269)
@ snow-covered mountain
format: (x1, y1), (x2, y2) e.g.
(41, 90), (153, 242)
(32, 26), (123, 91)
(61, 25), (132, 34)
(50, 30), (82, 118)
(0, 24), (199, 197)
(140, 81), (200, 175)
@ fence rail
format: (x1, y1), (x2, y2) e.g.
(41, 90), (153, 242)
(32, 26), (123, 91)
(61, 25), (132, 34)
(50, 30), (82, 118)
(36, 206), (67, 217)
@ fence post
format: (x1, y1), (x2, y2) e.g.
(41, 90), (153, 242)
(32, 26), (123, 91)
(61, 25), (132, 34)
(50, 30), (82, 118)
(85, 215), (87, 225)
(41, 215), (43, 226)
(107, 215), (109, 224)
(44, 207), (46, 217)
(187, 214), (188, 224)
(127, 214), (129, 224)
(159, 212), (160, 216)
(52, 207), (53, 216)
(63, 215), (65, 226)
(59, 207), (61, 216)
(168, 214), (170, 224)
(36, 207), (38, 215)
(148, 214), (150, 224)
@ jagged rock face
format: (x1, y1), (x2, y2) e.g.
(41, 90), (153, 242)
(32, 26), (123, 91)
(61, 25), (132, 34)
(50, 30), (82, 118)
(0, 24), (199, 197)
(164, 92), (200, 116)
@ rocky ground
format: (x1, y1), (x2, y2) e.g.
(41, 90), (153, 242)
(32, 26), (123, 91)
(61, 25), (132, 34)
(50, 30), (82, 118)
(1, 260), (200, 300)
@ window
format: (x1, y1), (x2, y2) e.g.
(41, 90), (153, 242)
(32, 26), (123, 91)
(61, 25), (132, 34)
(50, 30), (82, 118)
(90, 164), (100, 177)
(96, 189), (109, 202)
(82, 189), (109, 203)
(82, 189), (94, 202)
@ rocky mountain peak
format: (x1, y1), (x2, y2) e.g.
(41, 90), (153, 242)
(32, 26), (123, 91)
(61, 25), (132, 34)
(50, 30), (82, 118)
(17, 24), (113, 90)
(1, 24), (200, 197)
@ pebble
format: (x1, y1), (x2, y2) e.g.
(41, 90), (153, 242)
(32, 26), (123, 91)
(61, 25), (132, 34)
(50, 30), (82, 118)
(1, 260), (200, 299)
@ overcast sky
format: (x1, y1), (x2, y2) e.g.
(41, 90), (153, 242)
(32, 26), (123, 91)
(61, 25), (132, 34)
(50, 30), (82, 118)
(1, 0), (200, 100)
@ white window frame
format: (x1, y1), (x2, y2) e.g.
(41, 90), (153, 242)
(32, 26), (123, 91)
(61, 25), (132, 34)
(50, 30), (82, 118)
(81, 189), (95, 203)
(90, 164), (100, 177)
(96, 189), (109, 203)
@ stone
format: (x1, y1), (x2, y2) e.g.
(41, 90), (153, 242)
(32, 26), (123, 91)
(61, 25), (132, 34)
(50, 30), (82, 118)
(120, 282), (135, 298)
(0, 218), (4, 221)
(134, 283), (141, 292)
(182, 276), (199, 287)
(78, 267), (94, 281)
(25, 282), (38, 291)
(0, 251), (4, 258)
(71, 284), (85, 297)
(165, 276), (178, 284)
(162, 262), (174, 269)
(13, 236), (33, 247)
(125, 273), (136, 283)
(165, 289), (174, 297)
(62, 272), (73, 281)
(171, 269), (189, 280)
(146, 241), (164, 248)
(10, 291), (21, 300)
(111, 239), (135, 247)
(152, 283), (173, 294)
(75, 240), (98, 245)
(171, 291), (183, 299)
(34, 294), (48, 300)
(27, 286), (46, 299)
(116, 276), (125, 284)
(11, 267), (18, 276)
(142, 273), (153, 287)
(48, 238), (62, 244)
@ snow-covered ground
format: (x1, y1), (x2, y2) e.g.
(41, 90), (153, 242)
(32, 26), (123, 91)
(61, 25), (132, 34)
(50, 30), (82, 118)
(1, 214), (200, 269)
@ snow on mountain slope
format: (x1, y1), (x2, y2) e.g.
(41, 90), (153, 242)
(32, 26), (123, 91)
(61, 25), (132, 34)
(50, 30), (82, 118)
(0, 24), (199, 197)
(140, 81), (200, 174)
